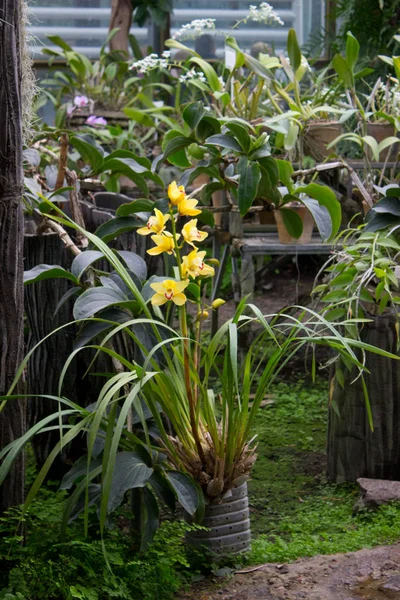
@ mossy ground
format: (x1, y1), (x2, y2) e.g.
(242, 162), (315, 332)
(245, 376), (400, 566)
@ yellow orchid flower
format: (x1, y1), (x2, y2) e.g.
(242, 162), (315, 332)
(150, 279), (189, 306)
(181, 248), (215, 279)
(181, 219), (208, 246)
(137, 208), (170, 236)
(168, 181), (186, 205)
(147, 232), (179, 256)
(177, 197), (201, 217)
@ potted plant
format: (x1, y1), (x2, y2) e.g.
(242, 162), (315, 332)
(265, 29), (344, 163)
(365, 73), (400, 161)
(312, 221), (400, 483)
(3, 179), (396, 556)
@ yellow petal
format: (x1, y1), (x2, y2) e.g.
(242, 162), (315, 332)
(137, 226), (153, 236)
(172, 293), (187, 306)
(168, 181), (186, 205)
(151, 293), (168, 306)
(178, 198), (201, 217)
(147, 246), (165, 256)
(175, 279), (189, 293)
(150, 282), (166, 293)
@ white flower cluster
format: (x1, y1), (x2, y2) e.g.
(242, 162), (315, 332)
(173, 18), (216, 41)
(179, 68), (207, 84)
(247, 3), (284, 26)
(131, 51), (170, 74)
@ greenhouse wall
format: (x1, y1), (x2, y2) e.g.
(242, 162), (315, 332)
(28, 0), (325, 59)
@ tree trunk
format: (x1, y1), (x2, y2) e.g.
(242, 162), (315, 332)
(109, 0), (133, 54)
(327, 314), (400, 483)
(0, 0), (26, 511)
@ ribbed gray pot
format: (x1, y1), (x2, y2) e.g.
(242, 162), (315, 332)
(185, 483), (251, 555)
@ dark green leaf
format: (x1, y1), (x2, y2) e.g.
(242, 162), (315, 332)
(279, 208), (303, 238)
(93, 216), (146, 244)
(206, 134), (242, 153)
(70, 135), (104, 172)
(224, 122), (251, 153)
(183, 101), (205, 130)
(116, 199), (154, 216)
(163, 135), (193, 161)
(73, 286), (128, 320)
(60, 455), (102, 490)
(371, 197), (400, 216)
(237, 158), (261, 216)
(24, 264), (78, 285)
(296, 183), (341, 240)
(166, 471), (199, 515)
(71, 251), (104, 280)
(297, 196), (332, 241)
(117, 251), (147, 281)
(53, 287), (81, 317)
(108, 452), (153, 512)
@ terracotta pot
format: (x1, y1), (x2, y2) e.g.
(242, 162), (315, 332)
(259, 210), (276, 225)
(304, 120), (342, 161)
(366, 122), (399, 162)
(274, 204), (315, 245)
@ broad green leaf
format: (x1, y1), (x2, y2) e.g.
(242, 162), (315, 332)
(287, 28), (302, 73)
(123, 107), (154, 127)
(276, 159), (294, 191)
(47, 35), (73, 52)
(98, 159), (149, 194)
(189, 57), (220, 91)
(224, 122), (251, 153)
(182, 102), (205, 130)
(93, 216), (145, 244)
(297, 196), (331, 241)
(24, 264), (78, 285)
(278, 208), (303, 238)
(116, 199), (154, 216)
(166, 471), (199, 515)
(163, 135), (192, 162)
(205, 133), (242, 153)
(73, 286), (129, 319)
(70, 135), (104, 172)
(371, 197), (400, 216)
(237, 158), (261, 216)
(345, 31), (360, 72)
(108, 452), (153, 512)
(332, 54), (354, 88)
(296, 183), (341, 240)
(71, 250), (104, 280)
(117, 251), (147, 281)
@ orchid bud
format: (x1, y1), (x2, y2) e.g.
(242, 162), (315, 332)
(212, 299), (225, 309)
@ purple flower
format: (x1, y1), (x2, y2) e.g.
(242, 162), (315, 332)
(74, 95), (89, 107)
(66, 103), (75, 117)
(86, 115), (107, 127)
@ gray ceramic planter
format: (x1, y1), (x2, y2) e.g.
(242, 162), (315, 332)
(185, 483), (251, 555)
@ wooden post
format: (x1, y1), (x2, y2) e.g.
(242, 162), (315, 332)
(109, 0), (133, 54)
(327, 314), (400, 483)
(0, 0), (26, 511)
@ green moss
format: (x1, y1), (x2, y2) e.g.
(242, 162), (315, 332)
(246, 376), (400, 565)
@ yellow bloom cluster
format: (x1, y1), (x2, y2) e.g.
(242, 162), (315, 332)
(137, 181), (215, 306)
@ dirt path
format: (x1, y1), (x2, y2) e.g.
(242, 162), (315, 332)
(178, 544), (400, 599)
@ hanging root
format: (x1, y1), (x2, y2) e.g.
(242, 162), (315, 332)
(20, 0), (38, 142)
